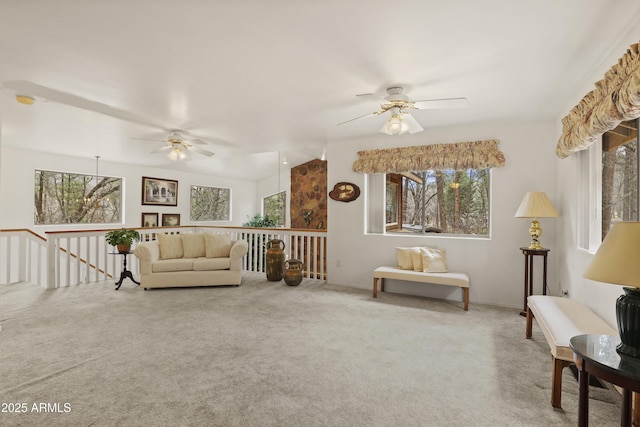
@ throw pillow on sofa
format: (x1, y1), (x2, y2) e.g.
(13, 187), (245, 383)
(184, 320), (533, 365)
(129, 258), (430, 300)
(204, 233), (232, 258)
(182, 233), (206, 258)
(158, 233), (184, 260)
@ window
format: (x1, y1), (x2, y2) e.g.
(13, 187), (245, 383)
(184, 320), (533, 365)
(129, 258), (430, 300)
(263, 191), (286, 227)
(601, 119), (639, 240)
(190, 185), (231, 221)
(34, 170), (122, 225)
(379, 168), (490, 236)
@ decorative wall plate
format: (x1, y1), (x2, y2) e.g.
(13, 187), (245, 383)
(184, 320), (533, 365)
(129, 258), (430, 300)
(329, 182), (361, 202)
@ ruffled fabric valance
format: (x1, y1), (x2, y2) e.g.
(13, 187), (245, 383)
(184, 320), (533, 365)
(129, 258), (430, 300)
(352, 139), (505, 174)
(556, 42), (640, 159)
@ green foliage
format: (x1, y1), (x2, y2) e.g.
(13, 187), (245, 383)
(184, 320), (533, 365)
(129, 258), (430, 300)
(243, 214), (277, 228)
(105, 229), (140, 246)
(263, 191), (286, 227)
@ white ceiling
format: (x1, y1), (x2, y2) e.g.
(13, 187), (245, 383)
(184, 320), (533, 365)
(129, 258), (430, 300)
(1, 1), (639, 180)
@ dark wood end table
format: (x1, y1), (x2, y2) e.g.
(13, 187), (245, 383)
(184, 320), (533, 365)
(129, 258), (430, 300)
(110, 252), (140, 290)
(520, 247), (549, 316)
(570, 334), (640, 427)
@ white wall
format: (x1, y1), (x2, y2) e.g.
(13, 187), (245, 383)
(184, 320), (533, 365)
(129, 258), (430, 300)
(0, 146), (256, 233)
(326, 119), (559, 308)
(555, 23), (640, 327)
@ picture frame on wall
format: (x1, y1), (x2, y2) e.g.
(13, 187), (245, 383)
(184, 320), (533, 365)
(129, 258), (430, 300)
(141, 212), (159, 228)
(162, 213), (181, 227)
(142, 176), (178, 206)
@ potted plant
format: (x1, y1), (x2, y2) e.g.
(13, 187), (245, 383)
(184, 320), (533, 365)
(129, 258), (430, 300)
(105, 228), (140, 253)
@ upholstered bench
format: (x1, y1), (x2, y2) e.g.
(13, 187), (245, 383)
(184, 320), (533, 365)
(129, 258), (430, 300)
(373, 266), (469, 311)
(525, 295), (617, 408)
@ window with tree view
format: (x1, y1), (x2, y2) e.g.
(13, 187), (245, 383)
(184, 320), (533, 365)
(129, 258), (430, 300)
(385, 168), (490, 236)
(263, 191), (286, 227)
(602, 119), (639, 240)
(190, 185), (231, 221)
(34, 170), (122, 225)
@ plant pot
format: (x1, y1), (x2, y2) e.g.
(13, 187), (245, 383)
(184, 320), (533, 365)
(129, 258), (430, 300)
(117, 244), (131, 254)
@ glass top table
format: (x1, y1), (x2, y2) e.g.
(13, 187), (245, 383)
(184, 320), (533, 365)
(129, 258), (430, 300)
(570, 334), (640, 427)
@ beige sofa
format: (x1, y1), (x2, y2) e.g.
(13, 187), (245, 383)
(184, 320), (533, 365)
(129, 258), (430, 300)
(133, 232), (248, 289)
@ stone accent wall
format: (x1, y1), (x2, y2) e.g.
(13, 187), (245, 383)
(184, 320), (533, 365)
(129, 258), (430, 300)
(290, 159), (327, 230)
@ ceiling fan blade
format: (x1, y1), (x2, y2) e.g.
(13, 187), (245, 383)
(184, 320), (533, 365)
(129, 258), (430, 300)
(413, 97), (469, 110)
(402, 113), (424, 134)
(183, 138), (207, 146)
(337, 111), (380, 126)
(131, 137), (163, 142)
(189, 145), (215, 157)
(151, 145), (172, 154)
(3, 80), (161, 128)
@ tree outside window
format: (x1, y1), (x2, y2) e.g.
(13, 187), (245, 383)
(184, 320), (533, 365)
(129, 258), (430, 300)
(34, 170), (122, 225)
(385, 168), (490, 236)
(602, 119), (639, 240)
(263, 191), (286, 227)
(190, 185), (231, 221)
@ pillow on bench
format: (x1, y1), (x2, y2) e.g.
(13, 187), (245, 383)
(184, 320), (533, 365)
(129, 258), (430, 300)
(395, 246), (447, 273)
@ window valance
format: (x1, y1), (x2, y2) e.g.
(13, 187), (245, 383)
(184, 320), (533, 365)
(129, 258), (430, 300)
(556, 42), (640, 159)
(352, 139), (505, 174)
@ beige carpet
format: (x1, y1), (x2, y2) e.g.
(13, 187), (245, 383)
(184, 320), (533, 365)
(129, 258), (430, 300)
(0, 273), (622, 426)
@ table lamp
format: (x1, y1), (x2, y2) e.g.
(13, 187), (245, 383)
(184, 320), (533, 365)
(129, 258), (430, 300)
(583, 222), (640, 358)
(514, 192), (559, 250)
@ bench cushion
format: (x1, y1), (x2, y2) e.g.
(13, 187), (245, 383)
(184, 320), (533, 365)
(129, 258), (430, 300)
(528, 295), (617, 360)
(374, 266), (469, 288)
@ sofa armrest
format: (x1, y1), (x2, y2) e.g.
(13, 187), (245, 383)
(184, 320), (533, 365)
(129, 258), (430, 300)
(229, 240), (248, 271)
(134, 241), (160, 275)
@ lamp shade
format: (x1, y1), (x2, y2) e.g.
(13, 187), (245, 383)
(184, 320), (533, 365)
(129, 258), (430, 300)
(514, 192), (559, 218)
(583, 222), (640, 288)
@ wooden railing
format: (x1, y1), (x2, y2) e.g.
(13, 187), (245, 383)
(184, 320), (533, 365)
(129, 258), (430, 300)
(2, 226), (327, 289)
(0, 229), (47, 286)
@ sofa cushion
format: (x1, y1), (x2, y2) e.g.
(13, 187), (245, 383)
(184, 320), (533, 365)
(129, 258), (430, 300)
(158, 233), (184, 260)
(420, 247), (448, 273)
(152, 258), (195, 273)
(205, 233), (232, 258)
(182, 233), (206, 258)
(193, 257), (231, 271)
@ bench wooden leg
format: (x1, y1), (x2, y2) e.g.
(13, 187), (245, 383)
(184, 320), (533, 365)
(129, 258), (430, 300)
(551, 357), (571, 408)
(462, 287), (469, 311)
(525, 306), (534, 339)
(380, 277), (385, 293)
(373, 277), (378, 298)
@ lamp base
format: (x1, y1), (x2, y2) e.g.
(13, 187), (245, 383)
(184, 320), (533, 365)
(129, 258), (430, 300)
(616, 287), (640, 358)
(527, 219), (543, 250)
(527, 239), (543, 250)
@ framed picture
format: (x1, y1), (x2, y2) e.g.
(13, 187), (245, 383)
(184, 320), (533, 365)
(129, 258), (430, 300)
(162, 213), (181, 227)
(142, 176), (178, 206)
(141, 212), (159, 228)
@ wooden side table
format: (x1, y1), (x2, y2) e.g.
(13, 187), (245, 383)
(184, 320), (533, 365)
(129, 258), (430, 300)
(520, 247), (549, 316)
(570, 334), (640, 427)
(110, 252), (140, 290)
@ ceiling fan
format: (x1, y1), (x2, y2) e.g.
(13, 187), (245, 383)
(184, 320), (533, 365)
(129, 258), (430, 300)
(132, 130), (215, 161)
(338, 86), (468, 135)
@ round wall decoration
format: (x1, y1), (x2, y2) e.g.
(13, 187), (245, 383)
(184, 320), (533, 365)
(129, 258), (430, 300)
(329, 182), (361, 202)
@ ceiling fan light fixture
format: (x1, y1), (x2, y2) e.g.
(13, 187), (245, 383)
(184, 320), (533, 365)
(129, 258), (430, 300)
(167, 147), (187, 161)
(381, 113), (410, 135)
